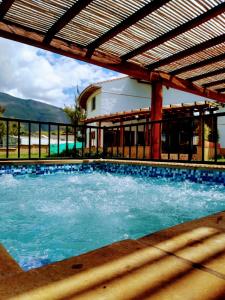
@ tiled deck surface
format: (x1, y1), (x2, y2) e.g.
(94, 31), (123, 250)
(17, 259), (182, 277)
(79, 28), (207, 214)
(1, 211), (225, 299)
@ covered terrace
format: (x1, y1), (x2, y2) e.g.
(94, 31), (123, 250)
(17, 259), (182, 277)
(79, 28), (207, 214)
(0, 1), (225, 299)
(0, 0), (224, 161)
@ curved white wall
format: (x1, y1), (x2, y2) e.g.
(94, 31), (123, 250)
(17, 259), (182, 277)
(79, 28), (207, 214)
(85, 76), (208, 119)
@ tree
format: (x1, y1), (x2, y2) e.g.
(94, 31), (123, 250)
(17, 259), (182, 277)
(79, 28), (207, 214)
(63, 85), (86, 126)
(0, 106), (6, 146)
(9, 121), (19, 136)
(63, 105), (86, 126)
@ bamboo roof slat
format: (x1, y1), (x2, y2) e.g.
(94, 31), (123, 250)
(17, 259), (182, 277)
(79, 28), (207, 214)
(187, 67), (225, 82)
(194, 73), (225, 87)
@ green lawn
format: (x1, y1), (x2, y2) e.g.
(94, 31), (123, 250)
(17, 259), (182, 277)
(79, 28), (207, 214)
(0, 152), (48, 159)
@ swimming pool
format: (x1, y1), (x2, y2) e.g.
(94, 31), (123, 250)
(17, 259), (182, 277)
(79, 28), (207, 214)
(0, 163), (225, 270)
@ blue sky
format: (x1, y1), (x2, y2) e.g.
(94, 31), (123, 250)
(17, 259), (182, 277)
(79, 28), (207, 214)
(0, 37), (122, 107)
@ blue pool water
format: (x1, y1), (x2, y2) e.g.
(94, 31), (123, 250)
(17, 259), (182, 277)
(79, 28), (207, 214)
(0, 170), (225, 270)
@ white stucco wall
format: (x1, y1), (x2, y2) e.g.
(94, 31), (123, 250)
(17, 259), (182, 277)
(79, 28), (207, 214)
(86, 90), (102, 118)
(163, 87), (206, 105)
(100, 77), (151, 115)
(84, 77), (208, 119)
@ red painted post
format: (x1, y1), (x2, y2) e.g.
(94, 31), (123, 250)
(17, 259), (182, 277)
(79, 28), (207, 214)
(145, 117), (149, 146)
(98, 121), (101, 147)
(120, 121), (124, 147)
(151, 81), (163, 159)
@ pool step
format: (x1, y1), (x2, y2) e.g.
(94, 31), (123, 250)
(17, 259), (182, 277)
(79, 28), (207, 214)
(0, 244), (23, 278)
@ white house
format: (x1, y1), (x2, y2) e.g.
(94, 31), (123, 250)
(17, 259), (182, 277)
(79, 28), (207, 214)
(78, 76), (225, 159)
(78, 76), (210, 120)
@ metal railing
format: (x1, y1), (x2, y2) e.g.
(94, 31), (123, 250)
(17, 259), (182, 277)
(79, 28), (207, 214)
(0, 117), (104, 160)
(103, 112), (222, 164)
(0, 112), (225, 164)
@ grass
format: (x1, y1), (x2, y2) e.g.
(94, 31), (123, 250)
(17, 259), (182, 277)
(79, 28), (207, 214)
(0, 152), (48, 160)
(1, 149), (225, 163)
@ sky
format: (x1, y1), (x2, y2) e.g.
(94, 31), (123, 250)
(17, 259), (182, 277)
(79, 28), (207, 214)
(0, 37), (122, 108)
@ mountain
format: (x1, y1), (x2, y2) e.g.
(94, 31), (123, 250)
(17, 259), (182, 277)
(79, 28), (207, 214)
(0, 92), (70, 124)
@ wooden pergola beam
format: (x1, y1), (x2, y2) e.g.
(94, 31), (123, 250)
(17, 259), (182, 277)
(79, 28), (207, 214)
(216, 88), (225, 93)
(147, 34), (225, 70)
(187, 68), (225, 82)
(86, 0), (171, 58)
(203, 79), (225, 88)
(43, 0), (94, 44)
(170, 53), (225, 76)
(0, 21), (224, 103)
(150, 71), (225, 103)
(121, 3), (225, 61)
(0, 0), (15, 21)
(151, 82), (163, 159)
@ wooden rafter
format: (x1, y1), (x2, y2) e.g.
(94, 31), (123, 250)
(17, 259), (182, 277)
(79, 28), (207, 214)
(0, 0), (15, 21)
(217, 88), (225, 93)
(121, 3), (225, 61)
(86, 0), (171, 58)
(150, 71), (225, 103)
(170, 53), (225, 76)
(43, 0), (94, 44)
(203, 79), (225, 88)
(147, 34), (225, 70)
(187, 68), (225, 82)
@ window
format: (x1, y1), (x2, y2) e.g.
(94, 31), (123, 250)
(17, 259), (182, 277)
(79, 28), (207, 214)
(137, 131), (145, 146)
(104, 130), (118, 147)
(91, 96), (96, 111)
(124, 131), (135, 146)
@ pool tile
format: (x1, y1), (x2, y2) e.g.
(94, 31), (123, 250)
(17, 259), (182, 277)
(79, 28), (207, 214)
(0, 162), (225, 186)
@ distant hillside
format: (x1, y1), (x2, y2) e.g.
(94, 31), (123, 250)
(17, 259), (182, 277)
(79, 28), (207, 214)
(0, 92), (70, 124)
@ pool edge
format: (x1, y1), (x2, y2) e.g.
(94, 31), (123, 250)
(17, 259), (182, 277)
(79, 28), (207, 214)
(0, 158), (225, 171)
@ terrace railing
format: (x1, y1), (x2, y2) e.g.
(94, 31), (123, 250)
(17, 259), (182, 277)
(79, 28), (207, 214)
(0, 117), (104, 160)
(0, 112), (225, 164)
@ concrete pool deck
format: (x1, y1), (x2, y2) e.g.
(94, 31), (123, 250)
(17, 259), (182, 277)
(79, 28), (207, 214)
(1, 211), (225, 299)
(1, 159), (225, 299)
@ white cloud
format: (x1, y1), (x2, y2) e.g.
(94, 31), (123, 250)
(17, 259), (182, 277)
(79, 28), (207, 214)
(0, 38), (122, 107)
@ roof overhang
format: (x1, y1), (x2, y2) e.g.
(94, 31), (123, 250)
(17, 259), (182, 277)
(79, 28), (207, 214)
(78, 85), (101, 109)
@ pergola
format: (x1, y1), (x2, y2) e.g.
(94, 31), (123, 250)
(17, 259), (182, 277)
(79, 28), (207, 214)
(84, 102), (221, 124)
(0, 0), (224, 158)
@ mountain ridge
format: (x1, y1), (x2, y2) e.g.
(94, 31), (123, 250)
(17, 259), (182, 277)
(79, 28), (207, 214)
(0, 92), (70, 124)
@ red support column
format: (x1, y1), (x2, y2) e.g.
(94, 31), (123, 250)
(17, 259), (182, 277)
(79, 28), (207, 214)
(120, 121), (124, 147)
(145, 116), (149, 146)
(150, 81), (163, 159)
(98, 121), (101, 147)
